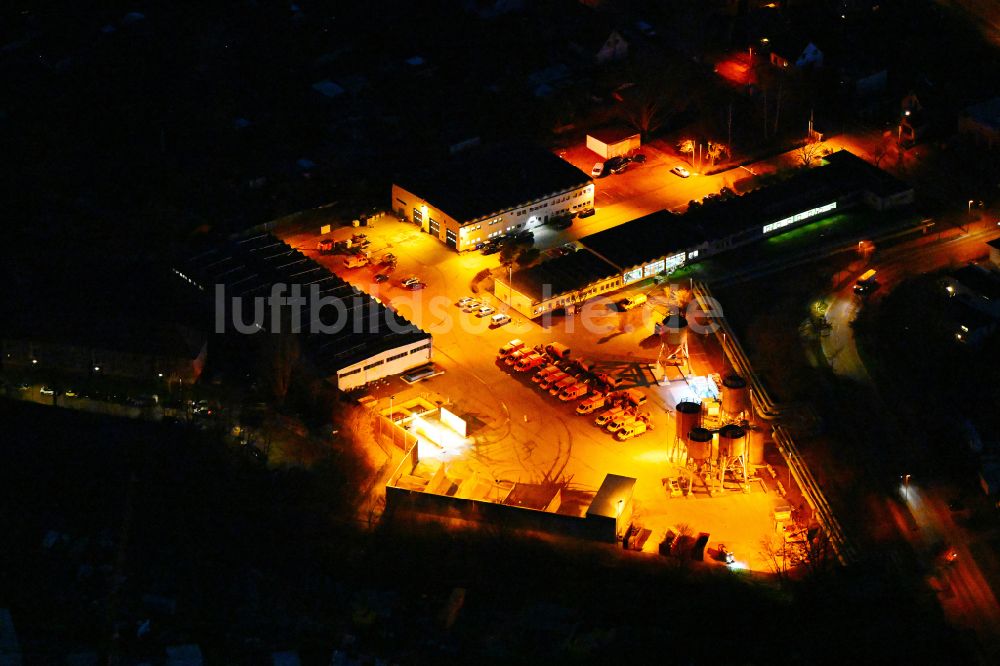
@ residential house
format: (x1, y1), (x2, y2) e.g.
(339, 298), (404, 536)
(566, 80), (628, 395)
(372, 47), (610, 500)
(768, 34), (823, 69)
(950, 299), (998, 346)
(899, 91), (931, 145)
(570, 20), (628, 64)
(0, 609), (20, 666)
(463, 0), (524, 18)
(959, 96), (1000, 149)
(833, 45), (888, 102)
(988, 237), (1000, 271)
(942, 264), (1000, 317)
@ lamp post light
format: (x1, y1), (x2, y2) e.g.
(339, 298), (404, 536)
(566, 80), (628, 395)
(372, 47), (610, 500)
(902, 474), (911, 502)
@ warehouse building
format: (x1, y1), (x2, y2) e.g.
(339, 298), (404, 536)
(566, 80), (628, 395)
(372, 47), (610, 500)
(179, 234), (432, 391)
(392, 143), (594, 252)
(495, 150), (913, 318)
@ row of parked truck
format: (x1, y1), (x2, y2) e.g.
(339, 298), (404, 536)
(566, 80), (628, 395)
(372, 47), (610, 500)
(496, 339), (653, 440)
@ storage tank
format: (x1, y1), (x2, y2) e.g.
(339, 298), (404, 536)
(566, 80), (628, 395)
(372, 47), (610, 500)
(657, 311), (688, 349)
(674, 401), (702, 442)
(747, 427), (766, 465)
(685, 426), (714, 461)
(721, 374), (749, 417)
(718, 424), (746, 460)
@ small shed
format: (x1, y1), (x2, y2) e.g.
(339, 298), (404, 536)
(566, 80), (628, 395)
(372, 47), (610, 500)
(587, 126), (641, 159)
(586, 474), (636, 540)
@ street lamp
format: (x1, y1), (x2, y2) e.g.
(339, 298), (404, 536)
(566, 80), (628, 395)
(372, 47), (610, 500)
(902, 474), (911, 502)
(968, 199), (975, 214)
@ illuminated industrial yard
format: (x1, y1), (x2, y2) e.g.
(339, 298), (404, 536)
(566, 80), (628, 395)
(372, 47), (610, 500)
(4, 1), (1000, 663)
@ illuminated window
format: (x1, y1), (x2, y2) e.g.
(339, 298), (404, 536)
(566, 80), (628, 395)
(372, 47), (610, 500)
(664, 252), (685, 270)
(763, 202), (837, 234)
(644, 259), (665, 277)
(623, 268), (643, 284)
(688, 250), (699, 260)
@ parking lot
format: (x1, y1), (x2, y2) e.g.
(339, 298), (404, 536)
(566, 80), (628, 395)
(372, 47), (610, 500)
(280, 215), (788, 570)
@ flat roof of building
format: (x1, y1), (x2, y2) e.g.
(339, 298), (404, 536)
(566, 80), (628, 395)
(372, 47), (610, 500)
(950, 264), (1000, 301)
(508, 248), (620, 302)
(181, 234), (430, 375)
(395, 142), (592, 223)
(582, 210), (708, 269)
(586, 474), (636, 519)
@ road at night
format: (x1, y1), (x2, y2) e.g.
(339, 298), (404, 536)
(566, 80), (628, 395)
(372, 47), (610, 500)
(816, 221), (1000, 661)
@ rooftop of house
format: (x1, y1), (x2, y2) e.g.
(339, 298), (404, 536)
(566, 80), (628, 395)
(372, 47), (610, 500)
(768, 32), (820, 59)
(949, 298), (997, 330)
(964, 97), (1000, 131)
(949, 264), (1000, 301)
(395, 142), (592, 223)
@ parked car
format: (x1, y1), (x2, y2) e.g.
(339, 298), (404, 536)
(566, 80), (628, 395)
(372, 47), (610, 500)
(606, 156), (628, 171)
(379, 254), (396, 265)
(457, 296), (476, 307)
(481, 244), (501, 255)
(550, 214), (574, 230)
(606, 156), (628, 175)
(578, 207), (596, 218)
(670, 165), (691, 178)
(404, 281), (425, 290)
(40, 385), (54, 395)
(462, 299), (482, 312)
(632, 153), (646, 163)
(498, 339), (525, 357)
(477, 305), (496, 317)
(374, 273), (389, 283)
(616, 420), (649, 440)
(489, 313), (511, 328)
(591, 162), (605, 177)
(401, 276), (420, 287)
(64, 388), (77, 398)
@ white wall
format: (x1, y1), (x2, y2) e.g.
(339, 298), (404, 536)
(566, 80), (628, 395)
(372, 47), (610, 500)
(394, 181), (594, 252)
(335, 337), (433, 390)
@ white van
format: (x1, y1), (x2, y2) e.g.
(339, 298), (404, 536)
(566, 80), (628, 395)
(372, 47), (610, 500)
(619, 294), (647, 310)
(490, 313), (511, 328)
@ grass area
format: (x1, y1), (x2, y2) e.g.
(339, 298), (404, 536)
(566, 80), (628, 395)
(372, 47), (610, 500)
(760, 208), (916, 258)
